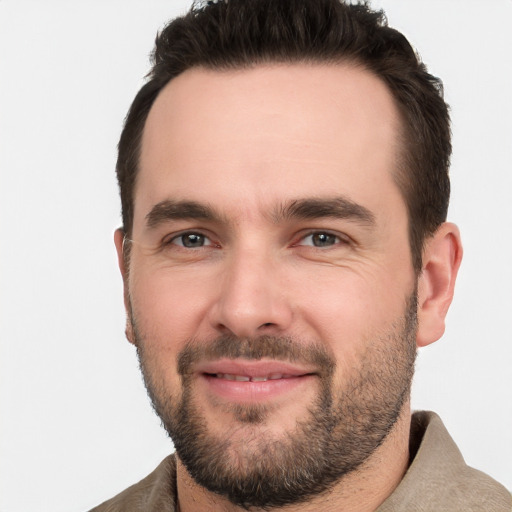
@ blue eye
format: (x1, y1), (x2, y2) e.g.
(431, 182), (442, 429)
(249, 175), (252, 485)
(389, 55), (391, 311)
(171, 233), (212, 248)
(301, 232), (341, 247)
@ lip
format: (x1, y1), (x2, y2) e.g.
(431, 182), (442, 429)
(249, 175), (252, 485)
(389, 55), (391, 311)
(195, 359), (317, 403)
(196, 359), (316, 378)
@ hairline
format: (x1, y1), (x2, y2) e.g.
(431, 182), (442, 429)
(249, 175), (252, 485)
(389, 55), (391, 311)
(124, 58), (423, 271)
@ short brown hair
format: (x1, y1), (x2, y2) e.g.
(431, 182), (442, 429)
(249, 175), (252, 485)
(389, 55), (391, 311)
(117, 0), (451, 272)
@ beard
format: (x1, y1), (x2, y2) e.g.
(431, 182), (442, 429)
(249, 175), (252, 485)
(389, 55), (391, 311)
(133, 293), (417, 510)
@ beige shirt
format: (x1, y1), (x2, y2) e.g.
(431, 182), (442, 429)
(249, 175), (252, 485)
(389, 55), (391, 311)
(89, 411), (511, 511)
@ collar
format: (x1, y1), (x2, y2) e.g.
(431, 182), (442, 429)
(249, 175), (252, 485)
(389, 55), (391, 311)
(377, 410), (511, 511)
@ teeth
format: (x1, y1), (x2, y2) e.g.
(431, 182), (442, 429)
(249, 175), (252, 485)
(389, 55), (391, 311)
(217, 373), (250, 381)
(214, 373), (288, 382)
(216, 373), (250, 381)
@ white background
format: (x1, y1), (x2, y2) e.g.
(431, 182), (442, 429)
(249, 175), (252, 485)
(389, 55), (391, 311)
(1, 1), (511, 511)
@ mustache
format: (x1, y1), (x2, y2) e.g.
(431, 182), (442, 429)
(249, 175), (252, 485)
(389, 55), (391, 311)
(177, 334), (336, 378)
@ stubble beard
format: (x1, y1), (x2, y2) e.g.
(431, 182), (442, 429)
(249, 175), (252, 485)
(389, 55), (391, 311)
(133, 293), (417, 510)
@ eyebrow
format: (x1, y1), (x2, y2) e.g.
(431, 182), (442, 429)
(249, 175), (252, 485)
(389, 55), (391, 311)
(274, 197), (375, 226)
(145, 196), (376, 229)
(145, 200), (221, 228)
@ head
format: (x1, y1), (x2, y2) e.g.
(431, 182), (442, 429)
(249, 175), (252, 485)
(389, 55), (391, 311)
(113, 1), (462, 509)
(117, 0), (452, 273)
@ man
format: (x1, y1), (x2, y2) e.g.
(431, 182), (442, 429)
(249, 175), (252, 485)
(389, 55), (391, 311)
(91, 0), (510, 510)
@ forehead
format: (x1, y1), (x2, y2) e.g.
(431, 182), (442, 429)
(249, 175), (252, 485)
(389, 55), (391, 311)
(136, 63), (403, 228)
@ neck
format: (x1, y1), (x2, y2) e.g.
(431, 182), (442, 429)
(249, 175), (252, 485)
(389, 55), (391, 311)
(176, 403), (412, 512)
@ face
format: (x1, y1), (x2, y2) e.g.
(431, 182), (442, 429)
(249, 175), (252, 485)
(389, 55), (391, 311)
(118, 64), (419, 508)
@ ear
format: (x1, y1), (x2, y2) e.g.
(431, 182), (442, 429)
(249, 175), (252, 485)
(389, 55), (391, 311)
(114, 228), (135, 345)
(416, 222), (463, 347)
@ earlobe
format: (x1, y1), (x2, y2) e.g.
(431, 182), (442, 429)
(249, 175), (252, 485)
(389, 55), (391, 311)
(114, 228), (136, 345)
(416, 222), (463, 347)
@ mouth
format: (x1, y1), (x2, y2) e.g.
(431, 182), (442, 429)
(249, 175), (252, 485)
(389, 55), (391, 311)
(207, 372), (298, 382)
(195, 359), (317, 403)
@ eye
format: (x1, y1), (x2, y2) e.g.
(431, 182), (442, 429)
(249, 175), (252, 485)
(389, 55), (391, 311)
(169, 232), (213, 248)
(298, 232), (345, 248)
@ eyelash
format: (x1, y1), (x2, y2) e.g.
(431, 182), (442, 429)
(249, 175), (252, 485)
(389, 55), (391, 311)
(295, 231), (350, 248)
(165, 231), (216, 249)
(163, 230), (350, 250)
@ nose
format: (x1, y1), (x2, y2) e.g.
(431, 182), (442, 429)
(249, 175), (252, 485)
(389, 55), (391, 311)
(209, 247), (293, 338)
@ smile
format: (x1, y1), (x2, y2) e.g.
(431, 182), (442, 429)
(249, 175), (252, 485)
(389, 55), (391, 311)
(209, 373), (296, 382)
(195, 360), (317, 403)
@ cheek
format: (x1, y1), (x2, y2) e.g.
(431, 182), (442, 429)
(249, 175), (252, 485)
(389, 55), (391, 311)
(295, 264), (413, 359)
(128, 272), (204, 395)
(128, 264), (217, 346)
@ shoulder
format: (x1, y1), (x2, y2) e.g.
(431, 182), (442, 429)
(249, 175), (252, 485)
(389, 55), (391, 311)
(379, 411), (511, 511)
(88, 454), (177, 512)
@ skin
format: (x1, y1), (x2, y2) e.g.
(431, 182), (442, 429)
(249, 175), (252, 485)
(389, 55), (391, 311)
(115, 63), (462, 511)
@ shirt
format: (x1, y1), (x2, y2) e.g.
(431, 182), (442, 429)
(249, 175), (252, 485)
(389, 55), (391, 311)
(89, 411), (511, 511)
